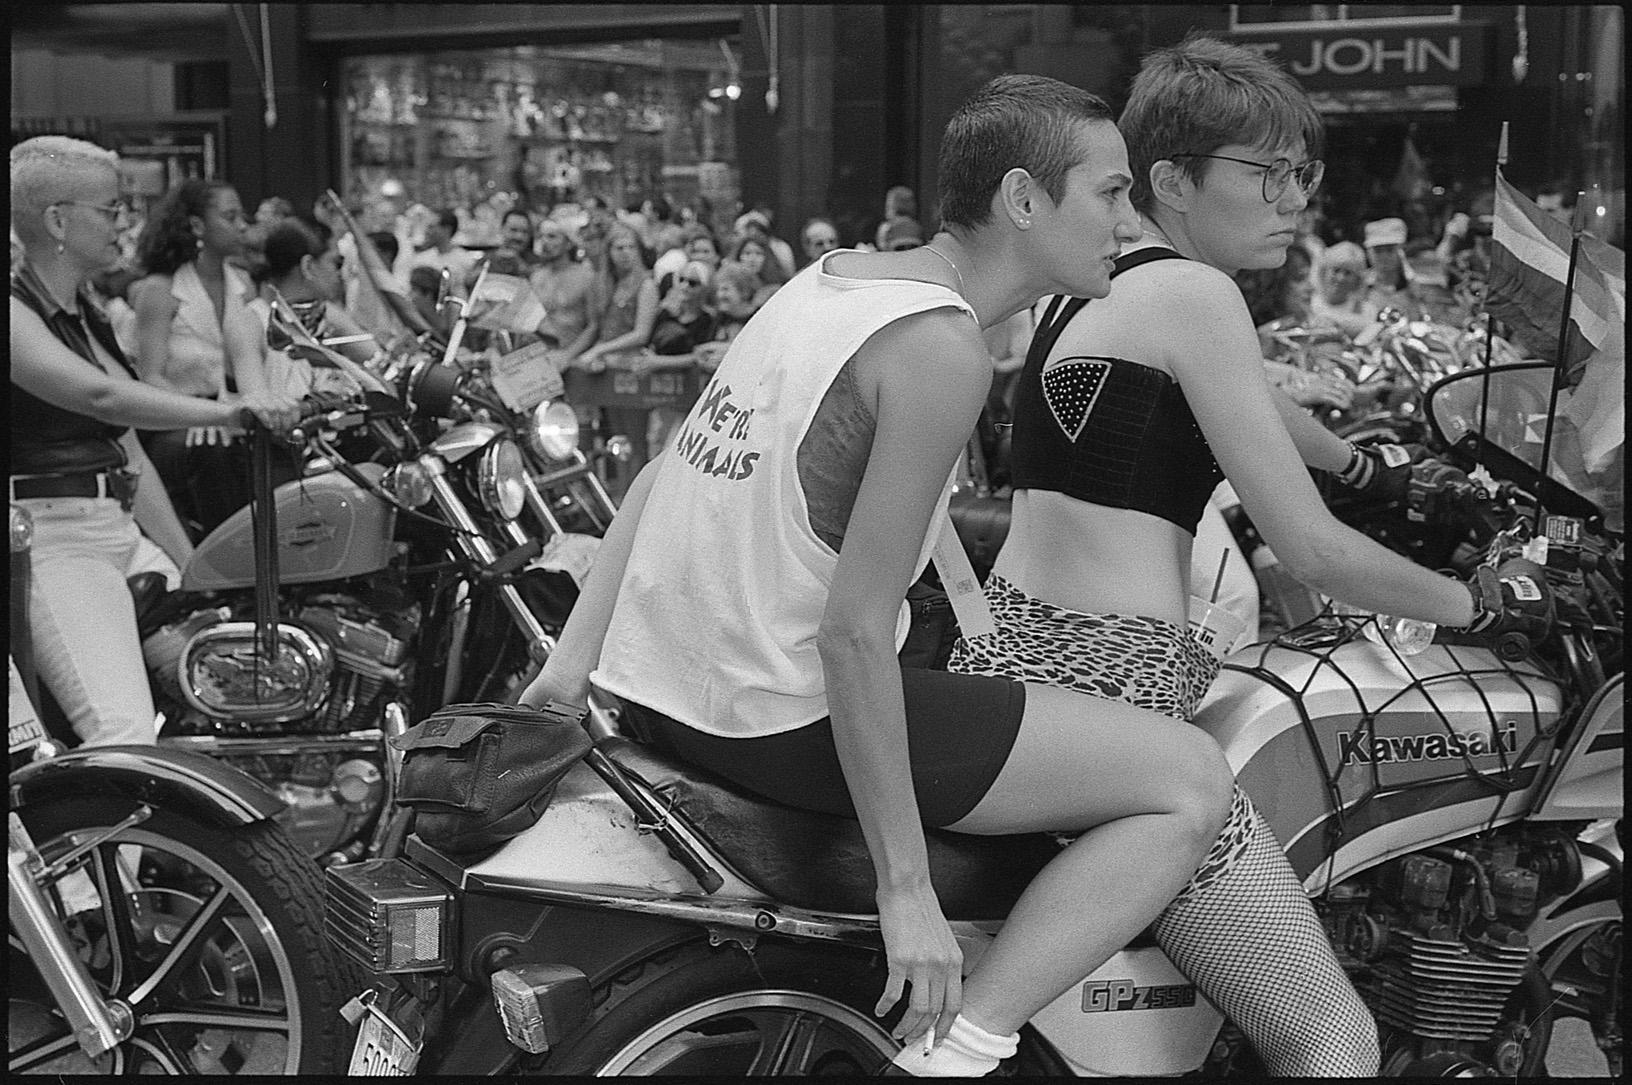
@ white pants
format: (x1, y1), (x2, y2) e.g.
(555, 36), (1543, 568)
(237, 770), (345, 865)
(18, 496), (178, 747)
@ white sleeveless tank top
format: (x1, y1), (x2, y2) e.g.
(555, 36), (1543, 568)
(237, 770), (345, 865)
(591, 253), (975, 738)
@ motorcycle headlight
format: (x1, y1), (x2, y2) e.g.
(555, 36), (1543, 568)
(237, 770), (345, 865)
(528, 400), (580, 462)
(383, 462), (435, 509)
(11, 505), (33, 554)
(477, 438), (528, 520)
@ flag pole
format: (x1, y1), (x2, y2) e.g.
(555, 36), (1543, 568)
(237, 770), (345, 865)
(1477, 122), (1509, 468)
(1532, 191), (1588, 533)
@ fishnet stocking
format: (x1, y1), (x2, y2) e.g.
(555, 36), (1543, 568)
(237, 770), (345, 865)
(949, 584), (1381, 1075)
(1154, 791), (1380, 1076)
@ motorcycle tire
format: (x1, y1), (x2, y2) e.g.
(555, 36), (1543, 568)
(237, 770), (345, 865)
(8, 795), (355, 1075)
(542, 939), (1066, 1077)
(542, 941), (898, 1076)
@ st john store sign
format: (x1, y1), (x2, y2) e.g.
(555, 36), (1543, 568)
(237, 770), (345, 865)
(1226, 22), (1492, 89)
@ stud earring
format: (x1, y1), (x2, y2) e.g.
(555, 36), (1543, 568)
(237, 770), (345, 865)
(57, 241), (66, 255)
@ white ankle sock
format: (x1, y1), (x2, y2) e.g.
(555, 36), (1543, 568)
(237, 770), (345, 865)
(889, 1013), (1019, 1077)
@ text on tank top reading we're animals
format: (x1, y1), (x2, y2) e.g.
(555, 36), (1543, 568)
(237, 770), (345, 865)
(670, 375), (761, 481)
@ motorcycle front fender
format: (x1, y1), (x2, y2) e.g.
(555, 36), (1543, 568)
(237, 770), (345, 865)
(9, 744), (284, 828)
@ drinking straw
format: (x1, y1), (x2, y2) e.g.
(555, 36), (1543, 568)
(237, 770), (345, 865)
(1209, 550), (1230, 604)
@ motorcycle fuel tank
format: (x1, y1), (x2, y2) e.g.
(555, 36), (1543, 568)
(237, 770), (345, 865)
(1530, 673), (1623, 822)
(1194, 638), (1565, 888)
(183, 464), (397, 591)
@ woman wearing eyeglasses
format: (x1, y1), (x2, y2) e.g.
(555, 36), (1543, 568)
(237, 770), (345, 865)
(10, 136), (296, 748)
(944, 36), (1510, 1075)
(129, 177), (289, 537)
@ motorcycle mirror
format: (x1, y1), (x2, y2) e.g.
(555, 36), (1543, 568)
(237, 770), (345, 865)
(435, 268), (453, 311)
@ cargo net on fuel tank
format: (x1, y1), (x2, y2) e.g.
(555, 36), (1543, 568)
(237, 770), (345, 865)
(1225, 607), (1561, 1046)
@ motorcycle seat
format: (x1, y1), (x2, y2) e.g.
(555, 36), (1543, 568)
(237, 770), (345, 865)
(601, 736), (1063, 921)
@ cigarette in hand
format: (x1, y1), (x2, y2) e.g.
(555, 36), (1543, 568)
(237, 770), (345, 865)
(922, 1029), (936, 1058)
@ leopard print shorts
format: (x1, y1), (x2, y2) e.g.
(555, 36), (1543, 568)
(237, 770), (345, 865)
(947, 574), (1222, 721)
(947, 573), (1251, 898)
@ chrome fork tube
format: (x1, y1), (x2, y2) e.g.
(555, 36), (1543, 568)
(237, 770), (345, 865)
(8, 815), (130, 1058)
(520, 473), (566, 538)
(427, 469), (555, 669)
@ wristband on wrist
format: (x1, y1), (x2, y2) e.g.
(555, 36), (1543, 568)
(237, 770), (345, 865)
(1461, 576), (1496, 634)
(1334, 441), (1375, 489)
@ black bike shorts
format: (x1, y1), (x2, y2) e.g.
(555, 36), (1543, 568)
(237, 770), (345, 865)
(619, 667), (1026, 828)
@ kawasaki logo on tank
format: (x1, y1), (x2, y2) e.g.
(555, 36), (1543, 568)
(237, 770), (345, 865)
(1336, 720), (1519, 768)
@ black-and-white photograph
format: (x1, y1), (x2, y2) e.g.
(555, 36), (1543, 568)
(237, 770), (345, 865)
(10, 4), (1622, 1077)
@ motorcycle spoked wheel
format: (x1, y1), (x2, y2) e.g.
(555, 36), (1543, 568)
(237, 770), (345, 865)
(6, 796), (353, 1075)
(541, 941), (903, 1076)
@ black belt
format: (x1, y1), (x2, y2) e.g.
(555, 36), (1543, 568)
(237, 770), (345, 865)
(10, 469), (139, 509)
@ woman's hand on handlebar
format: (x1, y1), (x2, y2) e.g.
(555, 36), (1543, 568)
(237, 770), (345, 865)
(229, 390), (304, 436)
(875, 881), (963, 1052)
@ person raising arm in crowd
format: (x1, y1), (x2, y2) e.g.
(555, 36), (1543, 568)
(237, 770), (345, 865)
(10, 136), (296, 748)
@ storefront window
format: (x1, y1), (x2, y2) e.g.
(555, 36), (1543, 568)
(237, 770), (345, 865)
(340, 39), (740, 243)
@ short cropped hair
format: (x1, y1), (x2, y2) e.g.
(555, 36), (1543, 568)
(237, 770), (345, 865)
(10, 135), (120, 243)
(937, 74), (1115, 231)
(1122, 34), (1323, 215)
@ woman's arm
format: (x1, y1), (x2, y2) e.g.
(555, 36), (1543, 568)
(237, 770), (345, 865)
(12, 296), (243, 431)
(583, 278), (660, 359)
(121, 430), (194, 566)
(128, 275), (180, 388)
(222, 295), (274, 399)
(1267, 385), (1353, 471)
(319, 303), (380, 363)
(518, 453), (666, 709)
(819, 309), (990, 1043)
(1156, 268), (1475, 626)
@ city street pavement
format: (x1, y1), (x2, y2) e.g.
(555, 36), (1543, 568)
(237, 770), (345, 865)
(1548, 1016), (1614, 1078)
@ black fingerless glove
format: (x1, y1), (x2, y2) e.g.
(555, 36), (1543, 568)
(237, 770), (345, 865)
(1333, 441), (1413, 503)
(1459, 558), (1554, 657)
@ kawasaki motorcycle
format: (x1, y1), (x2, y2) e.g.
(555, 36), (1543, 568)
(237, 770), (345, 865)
(9, 503), (353, 1074)
(321, 363), (1620, 1076)
(103, 310), (611, 866)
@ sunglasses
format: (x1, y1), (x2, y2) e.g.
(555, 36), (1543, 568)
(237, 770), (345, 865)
(1170, 153), (1325, 204)
(680, 277), (706, 287)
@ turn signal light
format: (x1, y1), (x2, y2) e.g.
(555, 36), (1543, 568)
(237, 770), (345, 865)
(491, 964), (592, 1055)
(325, 859), (453, 973)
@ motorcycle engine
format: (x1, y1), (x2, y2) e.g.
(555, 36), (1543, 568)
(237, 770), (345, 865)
(1323, 825), (1582, 1064)
(144, 589), (419, 734)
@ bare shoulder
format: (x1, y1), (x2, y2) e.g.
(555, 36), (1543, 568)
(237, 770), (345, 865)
(853, 305), (989, 407)
(1061, 257), (1251, 367)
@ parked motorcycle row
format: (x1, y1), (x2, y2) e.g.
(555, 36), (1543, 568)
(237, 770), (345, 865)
(10, 297), (1622, 1076)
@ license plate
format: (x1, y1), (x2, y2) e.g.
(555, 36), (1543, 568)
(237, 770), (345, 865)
(347, 1002), (421, 1075)
(9, 659), (44, 754)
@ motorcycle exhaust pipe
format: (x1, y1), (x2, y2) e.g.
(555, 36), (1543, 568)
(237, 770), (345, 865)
(8, 826), (131, 1058)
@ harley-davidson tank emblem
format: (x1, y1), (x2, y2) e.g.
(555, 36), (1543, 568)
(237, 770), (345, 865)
(1081, 979), (1197, 1013)
(1336, 723), (1518, 767)
(282, 518), (338, 548)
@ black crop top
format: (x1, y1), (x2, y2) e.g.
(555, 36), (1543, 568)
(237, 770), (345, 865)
(1008, 247), (1223, 534)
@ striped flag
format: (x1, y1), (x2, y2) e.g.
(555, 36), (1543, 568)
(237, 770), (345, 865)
(1486, 172), (1621, 375)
